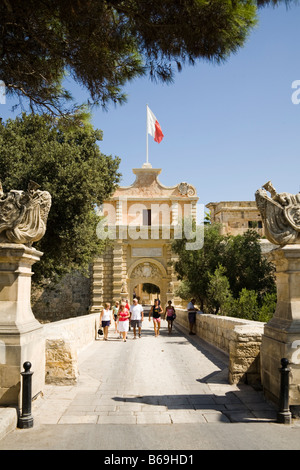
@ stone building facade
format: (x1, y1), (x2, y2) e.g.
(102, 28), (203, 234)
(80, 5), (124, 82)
(206, 201), (264, 237)
(90, 164), (198, 311)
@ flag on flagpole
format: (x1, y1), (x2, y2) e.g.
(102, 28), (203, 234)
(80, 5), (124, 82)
(147, 105), (164, 143)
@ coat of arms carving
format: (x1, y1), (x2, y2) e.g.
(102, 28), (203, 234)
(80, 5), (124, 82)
(0, 180), (51, 245)
(255, 181), (300, 246)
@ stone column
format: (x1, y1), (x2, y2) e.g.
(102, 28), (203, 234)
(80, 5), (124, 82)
(261, 245), (300, 408)
(90, 256), (104, 312)
(0, 244), (45, 405)
(112, 241), (125, 303)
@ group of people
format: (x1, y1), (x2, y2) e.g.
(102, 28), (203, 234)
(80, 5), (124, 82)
(99, 298), (177, 342)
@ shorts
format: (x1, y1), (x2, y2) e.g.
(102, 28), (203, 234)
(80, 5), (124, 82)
(188, 312), (196, 324)
(131, 319), (142, 328)
(167, 315), (174, 322)
(102, 320), (111, 327)
(153, 317), (161, 323)
(113, 314), (118, 321)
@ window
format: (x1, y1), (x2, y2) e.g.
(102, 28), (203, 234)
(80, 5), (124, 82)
(143, 209), (151, 226)
(248, 221), (263, 229)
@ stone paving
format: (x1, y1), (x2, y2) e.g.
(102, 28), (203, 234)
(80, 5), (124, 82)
(31, 320), (277, 427)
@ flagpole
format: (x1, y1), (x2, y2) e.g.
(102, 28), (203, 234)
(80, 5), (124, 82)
(146, 104), (149, 165)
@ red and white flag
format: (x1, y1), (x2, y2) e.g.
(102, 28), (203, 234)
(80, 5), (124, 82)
(147, 105), (164, 143)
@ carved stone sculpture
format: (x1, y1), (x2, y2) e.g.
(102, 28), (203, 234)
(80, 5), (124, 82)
(178, 182), (196, 197)
(255, 181), (300, 246)
(131, 262), (161, 279)
(0, 180), (51, 245)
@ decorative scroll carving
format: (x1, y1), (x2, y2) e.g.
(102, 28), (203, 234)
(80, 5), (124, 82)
(178, 182), (196, 197)
(131, 262), (161, 279)
(255, 181), (300, 246)
(0, 180), (51, 245)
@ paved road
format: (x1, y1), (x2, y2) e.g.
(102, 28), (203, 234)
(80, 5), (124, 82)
(1, 319), (300, 450)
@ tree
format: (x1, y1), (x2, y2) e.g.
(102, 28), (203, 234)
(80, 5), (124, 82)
(0, 113), (121, 283)
(0, 0), (262, 116)
(173, 223), (226, 309)
(222, 230), (276, 301)
(206, 265), (232, 314)
(172, 225), (276, 314)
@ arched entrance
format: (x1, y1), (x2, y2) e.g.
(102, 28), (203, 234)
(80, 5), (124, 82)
(134, 282), (160, 306)
(127, 259), (169, 310)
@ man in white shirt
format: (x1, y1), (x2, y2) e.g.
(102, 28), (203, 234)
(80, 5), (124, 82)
(187, 299), (197, 335)
(130, 298), (144, 338)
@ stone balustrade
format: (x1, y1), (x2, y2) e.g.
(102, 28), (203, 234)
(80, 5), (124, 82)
(42, 309), (264, 387)
(43, 313), (99, 385)
(175, 309), (265, 385)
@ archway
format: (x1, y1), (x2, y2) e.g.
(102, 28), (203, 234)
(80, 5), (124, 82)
(134, 282), (161, 307)
(127, 259), (169, 310)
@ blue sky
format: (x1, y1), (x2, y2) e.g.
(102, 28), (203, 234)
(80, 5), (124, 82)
(1, 3), (300, 207)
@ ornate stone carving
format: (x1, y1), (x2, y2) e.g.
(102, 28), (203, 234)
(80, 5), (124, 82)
(0, 180), (51, 245)
(255, 181), (300, 246)
(121, 282), (128, 293)
(131, 262), (161, 279)
(178, 182), (196, 197)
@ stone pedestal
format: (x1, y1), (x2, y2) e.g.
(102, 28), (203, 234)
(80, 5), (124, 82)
(0, 244), (45, 406)
(261, 245), (300, 407)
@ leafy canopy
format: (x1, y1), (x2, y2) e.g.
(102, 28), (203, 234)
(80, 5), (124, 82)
(0, 113), (121, 283)
(0, 0), (264, 115)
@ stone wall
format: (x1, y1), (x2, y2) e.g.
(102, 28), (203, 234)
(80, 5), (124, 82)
(175, 309), (264, 385)
(41, 308), (265, 387)
(32, 271), (91, 322)
(43, 313), (99, 385)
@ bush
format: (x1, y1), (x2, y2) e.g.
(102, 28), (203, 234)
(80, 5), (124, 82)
(258, 292), (277, 322)
(220, 287), (277, 322)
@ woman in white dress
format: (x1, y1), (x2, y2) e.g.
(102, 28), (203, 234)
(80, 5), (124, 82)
(100, 303), (113, 340)
(118, 301), (130, 342)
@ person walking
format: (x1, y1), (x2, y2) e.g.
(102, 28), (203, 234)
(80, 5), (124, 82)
(125, 299), (131, 331)
(187, 299), (197, 335)
(118, 301), (130, 342)
(112, 301), (120, 335)
(165, 300), (176, 334)
(149, 299), (163, 337)
(100, 303), (113, 340)
(130, 298), (144, 338)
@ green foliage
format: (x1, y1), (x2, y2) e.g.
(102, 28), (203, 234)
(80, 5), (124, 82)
(173, 223), (226, 309)
(0, 0), (260, 115)
(175, 280), (194, 302)
(257, 292), (277, 322)
(228, 289), (259, 320)
(0, 113), (121, 283)
(222, 289), (277, 322)
(222, 230), (275, 300)
(172, 224), (276, 321)
(206, 265), (232, 314)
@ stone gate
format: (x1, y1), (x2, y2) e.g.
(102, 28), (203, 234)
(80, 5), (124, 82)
(90, 163), (199, 311)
